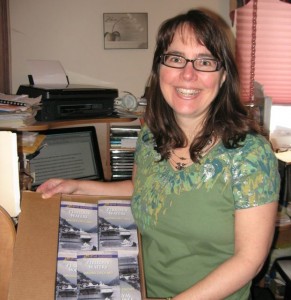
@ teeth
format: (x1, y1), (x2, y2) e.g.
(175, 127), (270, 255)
(177, 88), (199, 96)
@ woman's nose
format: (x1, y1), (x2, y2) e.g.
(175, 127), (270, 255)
(180, 62), (199, 80)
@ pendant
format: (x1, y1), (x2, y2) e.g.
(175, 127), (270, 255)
(175, 162), (186, 170)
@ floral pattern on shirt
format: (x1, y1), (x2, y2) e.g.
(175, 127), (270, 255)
(132, 126), (280, 230)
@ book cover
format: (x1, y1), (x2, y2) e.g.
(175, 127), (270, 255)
(58, 201), (98, 252)
(118, 250), (142, 300)
(77, 251), (121, 300)
(55, 251), (78, 300)
(98, 199), (138, 252)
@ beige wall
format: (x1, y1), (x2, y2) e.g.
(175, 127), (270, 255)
(9, 0), (231, 95)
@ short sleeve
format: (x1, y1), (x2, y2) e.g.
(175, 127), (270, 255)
(134, 124), (157, 166)
(231, 135), (280, 209)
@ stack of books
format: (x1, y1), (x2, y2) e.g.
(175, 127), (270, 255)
(110, 125), (141, 181)
(0, 93), (41, 128)
(55, 198), (141, 300)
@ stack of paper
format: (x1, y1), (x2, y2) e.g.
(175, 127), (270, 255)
(0, 93), (41, 128)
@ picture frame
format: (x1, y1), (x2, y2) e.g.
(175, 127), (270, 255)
(103, 13), (148, 49)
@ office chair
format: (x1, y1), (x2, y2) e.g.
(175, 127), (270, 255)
(0, 205), (16, 300)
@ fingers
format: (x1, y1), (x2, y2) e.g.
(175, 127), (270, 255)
(36, 178), (63, 199)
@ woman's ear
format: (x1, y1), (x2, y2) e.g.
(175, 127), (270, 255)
(220, 71), (227, 87)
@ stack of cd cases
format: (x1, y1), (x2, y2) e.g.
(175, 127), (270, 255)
(110, 125), (141, 181)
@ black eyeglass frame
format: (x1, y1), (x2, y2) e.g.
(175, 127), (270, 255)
(160, 54), (223, 72)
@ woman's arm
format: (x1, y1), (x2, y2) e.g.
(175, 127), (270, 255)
(173, 201), (278, 300)
(37, 165), (137, 199)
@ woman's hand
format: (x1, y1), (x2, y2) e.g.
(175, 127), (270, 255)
(37, 164), (136, 199)
(36, 178), (79, 199)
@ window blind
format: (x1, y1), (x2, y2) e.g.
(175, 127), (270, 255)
(234, 0), (291, 104)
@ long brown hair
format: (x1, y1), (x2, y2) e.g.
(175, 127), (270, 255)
(144, 9), (260, 162)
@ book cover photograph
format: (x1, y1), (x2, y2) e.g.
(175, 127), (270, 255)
(98, 199), (138, 252)
(77, 251), (121, 300)
(118, 250), (142, 300)
(58, 201), (98, 252)
(55, 251), (78, 300)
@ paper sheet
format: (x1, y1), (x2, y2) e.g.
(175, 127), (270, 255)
(0, 131), (21, 217)
(27, 60), (68, 85)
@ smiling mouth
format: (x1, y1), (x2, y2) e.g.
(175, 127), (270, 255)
(176, 88), (200, 96)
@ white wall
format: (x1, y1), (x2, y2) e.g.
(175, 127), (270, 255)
(9, 0), (231, 96)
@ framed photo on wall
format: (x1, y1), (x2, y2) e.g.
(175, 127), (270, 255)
(103, 13), (148, 49)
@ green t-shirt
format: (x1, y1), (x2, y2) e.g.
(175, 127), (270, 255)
(131, 126), (280, 299)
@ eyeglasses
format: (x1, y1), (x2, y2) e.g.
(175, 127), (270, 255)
(160, 54), (223, 72)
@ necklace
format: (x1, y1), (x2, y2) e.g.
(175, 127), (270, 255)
(169, 137), (214, 170)
(170, 150), (192, 170)
(172, 150), (188, 161)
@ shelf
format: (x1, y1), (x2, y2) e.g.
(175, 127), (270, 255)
(1, 117), (137, 132)
(0, 116), (138, 182)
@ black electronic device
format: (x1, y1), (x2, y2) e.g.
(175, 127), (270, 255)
(17, 84), (118, 121)
(28, 126), (104, 189)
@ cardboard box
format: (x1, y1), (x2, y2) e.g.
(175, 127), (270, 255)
(9, 191), (158, 300)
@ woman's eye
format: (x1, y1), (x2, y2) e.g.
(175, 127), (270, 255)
(201, 59), (211, 66)
(171, 56), (181, 63)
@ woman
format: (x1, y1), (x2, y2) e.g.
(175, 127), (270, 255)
(37, 9), (280, 299)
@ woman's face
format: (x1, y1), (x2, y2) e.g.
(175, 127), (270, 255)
(159, 27), (226, 124)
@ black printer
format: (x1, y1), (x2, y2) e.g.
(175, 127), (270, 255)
(17, 84), (118, 121)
